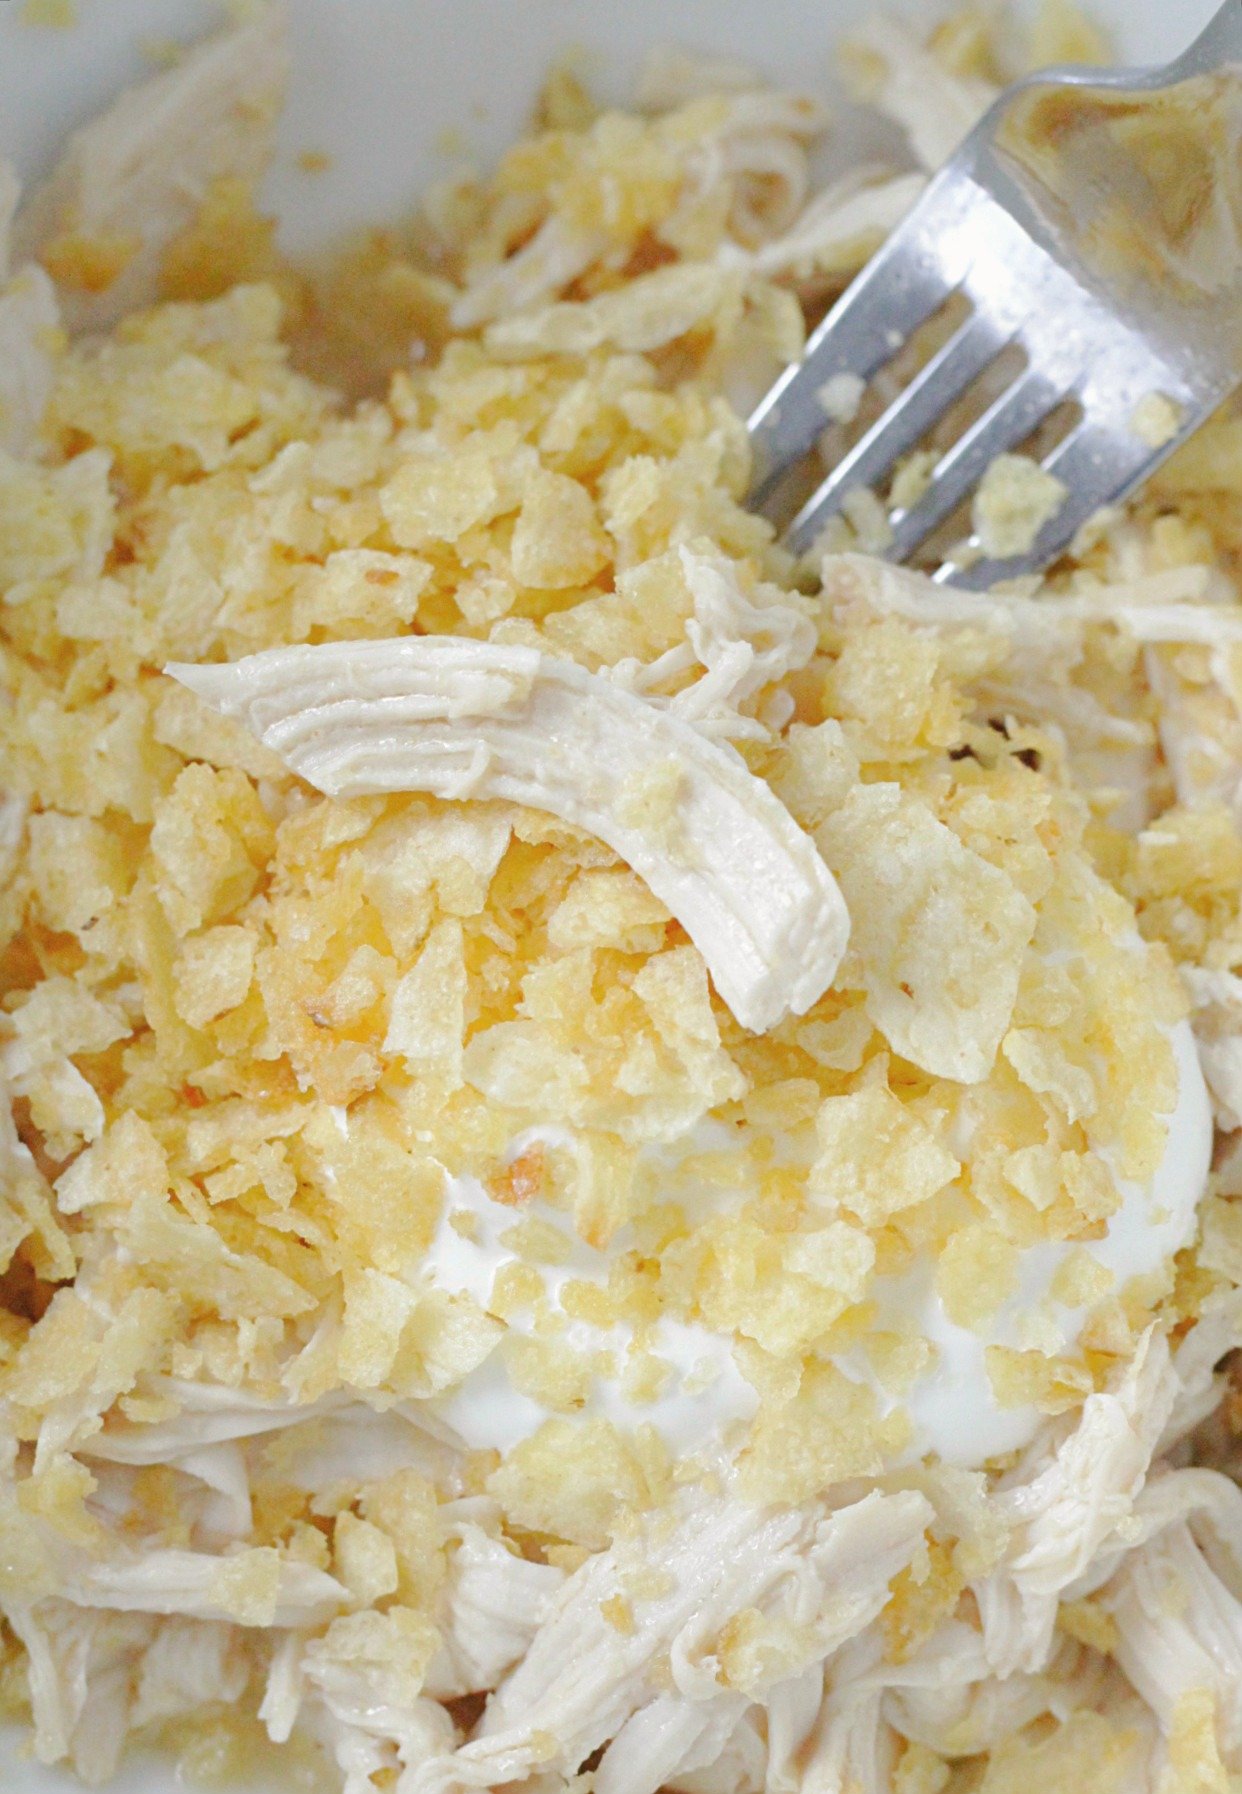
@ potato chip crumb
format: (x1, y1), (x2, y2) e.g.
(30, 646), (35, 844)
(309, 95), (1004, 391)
(976, 1711), (1140, 1794)
(936, 1225), (1021, 1331)
(985, 1345), (1093, 1413)
(360, 1470), (445, 1605)
(1026, 0), (1112, 67)
(624, 1565), (676, 1602)
(840, 485), (895, 554)
(384, 916), (467, 1083)
(511, 467), (611, 590)
(599, 1593), (636, 1634)
(488, 1419), (669, 1549)
(213, 1548), (282, 1627)
(866, 1329), (936, 1395)
(1159, 1689), (1229, 1794)
(19, 0), (77, 23)
(717, 1604), (817, 1694)
(150, 764), (273, 936)
(1201, 1198), (1242, 1293)
(173, 924), (257, 1028)
(42, 230), (141, 294)
(616, 757), (692, 859)
(334, 1510), (400, 1605)
(1050, 1249), (1115, 1309)
(1131, 391), (1183, 450)
(27, 811), (128, 937)
(810, 1086), (959, 1226)
(739, 1361), (897, 1504)
(0, 31), (1229, 1787)
(972, 453), (1068, 560)
(817, 372), (865, 425)
(488, 1144), (547, 1208)
(817, 782), (1036, 1082)
(883, 1539), (963, 1664)
(1057, 1597), (1120, 1654)
(895, 1742), (951, 1794)
(309, 1605), (437, 1700)
(890, 448), (939, 512)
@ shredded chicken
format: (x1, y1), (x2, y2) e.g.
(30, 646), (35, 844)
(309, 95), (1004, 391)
(664, 90), (828, 250)
(973, 1330), (1177, 1675)
(4, 1605), (167, 1783)
(841, 15), (998, 172)
(4, 8), (1242, 1794)
(1182, 968), (1242, 1131)
(72, 1549), (345, 1628)
(12, 5), (287, 332)
(1146, 644), (1242, 822)
(483, 263), (751, 359)
(609, 542), (817, 742)
(450, 217), (610, 332)
(727, 167), (926, 282)
(409, 1485), (932, 1794)
(822, 550), (1239, 652)
(168, 635), (849, 1033)
(821, 551), (1242, 823)
(0, 163), (60, 458)
(1107, 1514), (1242, 1752)
(426, 1519), (566, 1698)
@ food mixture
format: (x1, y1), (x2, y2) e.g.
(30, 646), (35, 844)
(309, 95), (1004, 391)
(2, 4), (1242, 1791)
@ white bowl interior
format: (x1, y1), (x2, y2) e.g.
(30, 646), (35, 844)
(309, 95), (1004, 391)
(0, 0), (1223, 258)
(0, 0), (1224, 1787)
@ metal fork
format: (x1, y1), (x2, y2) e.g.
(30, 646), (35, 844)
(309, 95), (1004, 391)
(748, 2), (1242, 588)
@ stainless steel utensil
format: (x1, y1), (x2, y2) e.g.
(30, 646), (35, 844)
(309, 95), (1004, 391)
(748, 2), (1242, 586)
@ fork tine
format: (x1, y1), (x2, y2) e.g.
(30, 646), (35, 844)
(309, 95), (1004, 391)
(747, 240), (954, 512)
(753, 21), (1242, 584)
(940, 413), (1195, 589)
(780, 306), (1011, 552)
(878, 363), (1069, 564)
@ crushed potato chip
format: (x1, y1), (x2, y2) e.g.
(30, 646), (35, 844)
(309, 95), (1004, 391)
(971, 453), (1068, 560)
(817, 783), (1036, 1082)
(0, 14), (1234, 1791)
(810, 1085), (959, 1225)
(488, 1418), (669, 1549)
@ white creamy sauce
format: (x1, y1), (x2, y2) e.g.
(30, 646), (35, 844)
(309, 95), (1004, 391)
(408, 1022), (1211, 1470)
(424, 1130), (758, 1455)
(886, 1020), (1212, 1464)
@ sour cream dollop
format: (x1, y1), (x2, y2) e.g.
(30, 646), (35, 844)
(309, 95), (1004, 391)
(419, 1021), (1212, 1469)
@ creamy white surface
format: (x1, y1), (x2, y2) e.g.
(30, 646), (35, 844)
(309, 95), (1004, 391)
(425, 1129), (759, 1455)
(866, 1022), (1214, 1463)
(420, 1022), (1212, 1468)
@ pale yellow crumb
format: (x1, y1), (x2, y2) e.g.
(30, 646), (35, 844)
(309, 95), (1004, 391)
(19, 0), (76, 27)
(1131, 391), (1183, 450)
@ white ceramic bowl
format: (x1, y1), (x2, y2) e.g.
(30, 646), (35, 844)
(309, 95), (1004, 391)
(0, 0), (1221, 1788)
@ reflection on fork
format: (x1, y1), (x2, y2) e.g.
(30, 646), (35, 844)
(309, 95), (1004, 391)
(747, 0), (1242, 588)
